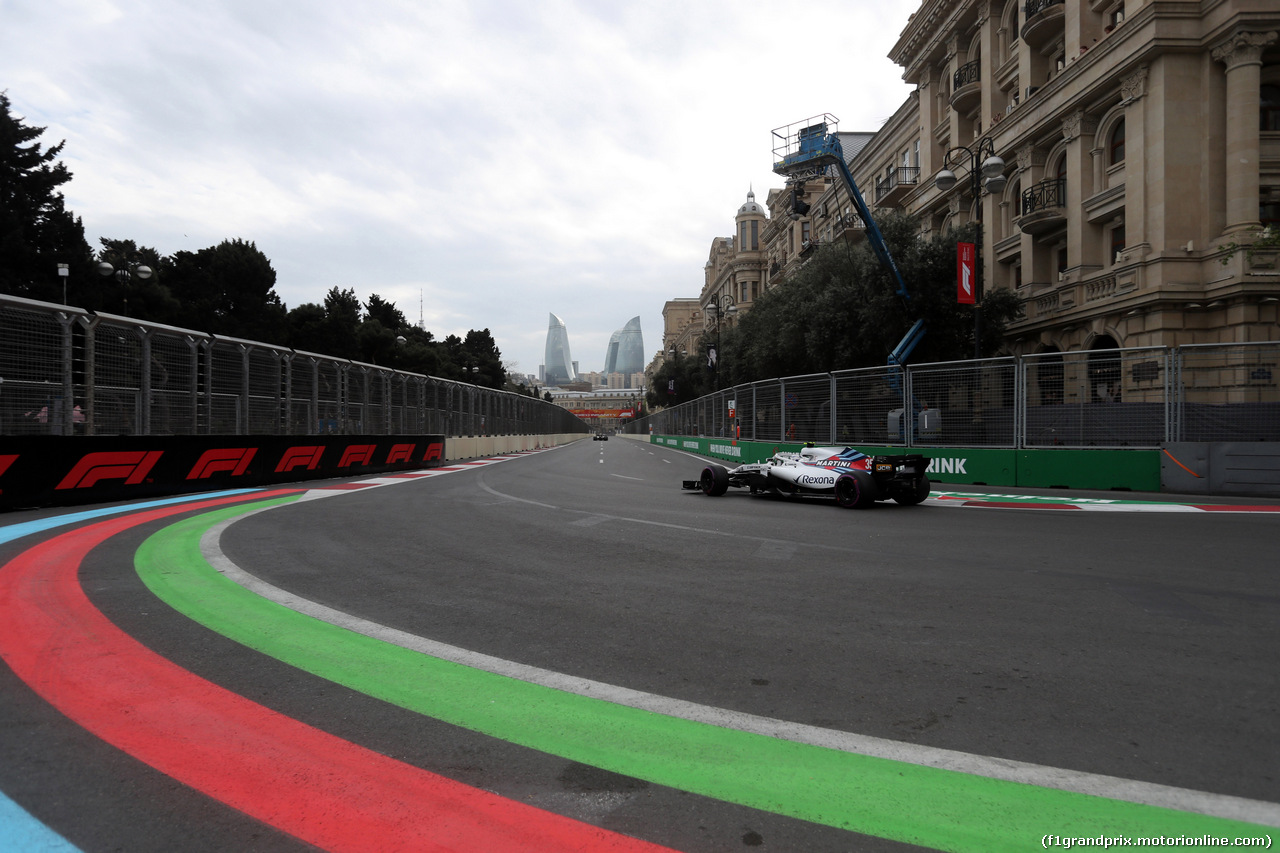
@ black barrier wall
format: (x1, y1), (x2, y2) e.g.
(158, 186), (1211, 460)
(0, 434), (446, 510)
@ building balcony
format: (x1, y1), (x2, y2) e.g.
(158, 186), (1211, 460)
(1016, 178), (1067, 235)
(950, 60), (982, 113)
(874, 166), (920, 206)
(1021, 0), (1065, 49)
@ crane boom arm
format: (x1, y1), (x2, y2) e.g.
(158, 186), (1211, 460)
(772, 116), (924, 366)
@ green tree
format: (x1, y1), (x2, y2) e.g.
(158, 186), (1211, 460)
(645, 348), (707, 409)
(0, 91), (95, 301)
(461, 328), (506, 389)
(730, 211), (1021, 383)
(164, 239), (286, 341)
(320, 286), (362, 359)
(363, 293), (407, 331)
(286, 302), (328, 353)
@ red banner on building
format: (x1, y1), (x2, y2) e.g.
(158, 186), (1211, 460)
(957, 242), (976, 304)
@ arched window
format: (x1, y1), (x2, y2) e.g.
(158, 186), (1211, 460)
(1109, 119), (1126, 165)
(1263, 85), (1280, 132)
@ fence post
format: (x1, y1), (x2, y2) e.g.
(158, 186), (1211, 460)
(79, 316), (97, 436)
(1014, 356), (1025, 449)
(139, 329), (153, 436)
(827, 373), (836, 444)
(58, 312), (75, 435)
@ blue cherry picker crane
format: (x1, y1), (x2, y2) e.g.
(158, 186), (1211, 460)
(770, 114), (926, 369)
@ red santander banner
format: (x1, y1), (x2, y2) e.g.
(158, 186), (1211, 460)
(957, 242), (976, 305)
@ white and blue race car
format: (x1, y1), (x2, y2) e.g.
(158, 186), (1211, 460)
(682, 445), (930, 509)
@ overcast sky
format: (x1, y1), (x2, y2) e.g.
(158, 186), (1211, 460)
(3, 0), (917, 379)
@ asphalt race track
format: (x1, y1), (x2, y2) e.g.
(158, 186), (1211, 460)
(1, 437), (1278, 852)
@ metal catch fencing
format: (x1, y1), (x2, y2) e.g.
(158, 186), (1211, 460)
(631, 342), (1280, 448)
(0, 294), (589, 438)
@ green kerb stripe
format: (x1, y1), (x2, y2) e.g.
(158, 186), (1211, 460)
(134, 500), (1270, 853)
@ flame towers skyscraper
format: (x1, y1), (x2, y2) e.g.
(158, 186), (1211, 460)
(602, 316), (644, 380)
(543, 313), (576, 387)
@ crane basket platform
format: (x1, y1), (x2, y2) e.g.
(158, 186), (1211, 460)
(771, 114), (843, 182)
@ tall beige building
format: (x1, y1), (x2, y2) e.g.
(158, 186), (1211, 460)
(719, 0), (1280, 363)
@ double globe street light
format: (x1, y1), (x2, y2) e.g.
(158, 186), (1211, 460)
(706, 294), (737, 390)
(96, 260), (153, 316)
(935, 138), (1007, 358)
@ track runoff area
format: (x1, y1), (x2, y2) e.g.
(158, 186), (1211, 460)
(0, 447), (1276, 852)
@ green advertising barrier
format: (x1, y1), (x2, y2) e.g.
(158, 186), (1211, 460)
(649, 435), (1161, 492)
(1015, 448), (1161, 491)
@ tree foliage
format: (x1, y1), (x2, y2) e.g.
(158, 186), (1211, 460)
(0, 91), (95, 300)
(644, 349), (709, 409)
(0, 90), (509, 388)
(722, 211), (1021, 387)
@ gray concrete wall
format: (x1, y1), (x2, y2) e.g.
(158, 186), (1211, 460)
(1161, 443), (1280, 497)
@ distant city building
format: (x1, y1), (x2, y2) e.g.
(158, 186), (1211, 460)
(602, 317), (645, 387)
(543, 313), (576, 387)
(549, 387), (643, 430)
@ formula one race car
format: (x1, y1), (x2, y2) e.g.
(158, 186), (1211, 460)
(682, 445), (930, 509)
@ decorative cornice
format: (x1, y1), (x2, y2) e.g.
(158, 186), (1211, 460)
(1016, 143), (1047, 173)
(1061, 111), (1099, 143)
(1211, 30), (1278, 73)
(1120, 64), (1148, 103)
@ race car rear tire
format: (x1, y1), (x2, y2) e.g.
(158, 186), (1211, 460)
(700, 464), (730, 496)
(893, 476), (931, 506)
(834, 471), (877, 509)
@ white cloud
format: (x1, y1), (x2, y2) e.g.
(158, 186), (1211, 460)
(2, 0), (918, 377)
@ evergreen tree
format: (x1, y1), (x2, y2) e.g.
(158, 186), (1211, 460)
(731, 211), (1021, 382)
(0, 91), (94, 301)
(163, 238), (286, 342)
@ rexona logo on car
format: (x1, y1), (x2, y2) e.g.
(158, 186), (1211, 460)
(926, 457), (968, 475)
(423, 442), (444, 462)
(186, 448), (257, 480)
(800, 474), (837, 486)
(57, 450), (164, 489)
(708, 444), (742, 457)
(275, 446), (325, 473)
(339, 445), (376, 468)
(387, 443), (415, 464)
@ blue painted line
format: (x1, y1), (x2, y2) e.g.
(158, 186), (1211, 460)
(0, 488), (260, 848)
(0, 786), (82, 852)
(0, 490), (262, 546)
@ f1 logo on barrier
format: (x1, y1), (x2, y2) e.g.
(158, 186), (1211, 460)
(387, 444), (415, 464)
(0, 454), (16, 494)
(187, 448), (257, 480)
(339, 445), (376, 468)
(423, 442), (443, 462)
(275, 446), (325, 473)
(57, 451), (164, 490)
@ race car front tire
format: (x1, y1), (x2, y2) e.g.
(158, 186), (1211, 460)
(834, 471), (877, 509)
(700, 464), (730, 496)
(893, 476), (931, 506)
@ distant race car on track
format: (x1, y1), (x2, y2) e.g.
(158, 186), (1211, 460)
(682, 445), (930, 509)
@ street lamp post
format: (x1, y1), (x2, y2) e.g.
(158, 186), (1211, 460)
(706, 294), (737, 390)
(935, 138), (1006, 358)
(96, 260), (153, 316)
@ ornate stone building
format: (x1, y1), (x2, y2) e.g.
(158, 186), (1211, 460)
(696, 190), (770, 337)
(763, 0), (1280, 359)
